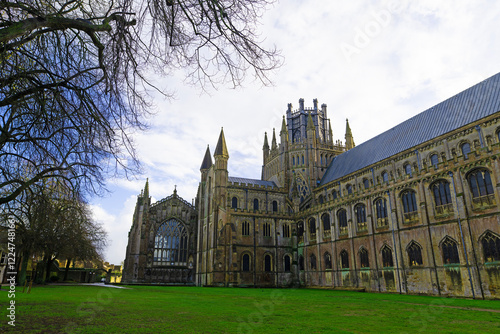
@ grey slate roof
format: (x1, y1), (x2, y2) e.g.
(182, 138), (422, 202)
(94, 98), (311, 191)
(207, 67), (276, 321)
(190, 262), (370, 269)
(229, 176), (277, 188)
(320, 72), (500, 186)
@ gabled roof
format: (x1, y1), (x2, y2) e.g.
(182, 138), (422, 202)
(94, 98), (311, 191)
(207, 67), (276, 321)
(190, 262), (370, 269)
(229, 176), (277, 188)
(320, 72), (500, 186)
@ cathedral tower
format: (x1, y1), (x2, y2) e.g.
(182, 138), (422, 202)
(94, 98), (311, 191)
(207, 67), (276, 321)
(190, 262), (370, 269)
(261, 99), (348, 209)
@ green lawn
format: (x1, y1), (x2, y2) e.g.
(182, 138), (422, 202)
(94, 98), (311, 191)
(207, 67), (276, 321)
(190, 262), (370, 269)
(1, 285), (499, 333)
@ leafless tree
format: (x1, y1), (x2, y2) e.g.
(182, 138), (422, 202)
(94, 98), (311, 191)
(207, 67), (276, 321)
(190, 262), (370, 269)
(3, 181), (107, 284)
(0, 0), (281, 204)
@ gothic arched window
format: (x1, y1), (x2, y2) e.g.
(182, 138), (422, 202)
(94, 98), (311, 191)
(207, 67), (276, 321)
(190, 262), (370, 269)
(309, 217), (316, 238)
(346, 184), (352, 194)
(340, 250), (349, 269)
(374, 198), (388, 227)
(231, 197), (238, 209)
(354, 203), (367, 231)
(299, 255), (304, 271)
(324, 252), (332, 269)
(359, 247), (369, 268)
(310, 253), (317, 270)
(431, 180), (452, 207)
(482, 232), (500, 262)
(338, 209), (348, 235)
(441, 237), (460, 264)
(407, 241), (423, 266)
(401, 189), (418, 223)
(154, 219), (188, 266)
(467, 169), (494, 199)
(297, 221), (304, 240)
(363, 178), (370, 189)
(253, 198), (259, 211)
(381, 245), (393, 267)
(322, 213), (331, 231)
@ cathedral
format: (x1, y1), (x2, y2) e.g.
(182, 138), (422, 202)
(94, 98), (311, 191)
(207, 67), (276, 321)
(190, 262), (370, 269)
(123, 73), (500, 299)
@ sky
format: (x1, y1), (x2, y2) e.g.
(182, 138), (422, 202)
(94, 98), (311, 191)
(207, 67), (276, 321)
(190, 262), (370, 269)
(90, 0), (500, 265)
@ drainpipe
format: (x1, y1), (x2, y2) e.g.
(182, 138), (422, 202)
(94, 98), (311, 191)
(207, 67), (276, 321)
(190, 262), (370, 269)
(448, 171), (475, 299)
(387, 190), (402, 294)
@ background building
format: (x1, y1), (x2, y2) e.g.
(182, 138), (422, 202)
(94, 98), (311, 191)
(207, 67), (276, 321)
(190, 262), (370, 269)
(124, 73), (500, 298)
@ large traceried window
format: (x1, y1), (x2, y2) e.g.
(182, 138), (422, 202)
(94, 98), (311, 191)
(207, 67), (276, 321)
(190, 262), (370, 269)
(401, 189), (418, 223)
(431, 180), (453, 216)
(467, 169), (495, 208)
(482, 232), (500, 263)
(154, 219), (188, 266)
(407, 241), (423, 266)
(354, 203), (367, 231)
(441, 237), (460, 264)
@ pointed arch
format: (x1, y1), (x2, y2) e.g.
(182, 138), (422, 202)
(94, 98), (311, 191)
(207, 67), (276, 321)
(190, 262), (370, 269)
(324, 252), (332, 269)
(359, 246), (369, 268)
(480, 231), (500, 262)
(340, 249), (349, 269)
(381, 244), (393, 267)
(439, 236), (460, 264)
(153, 219), (189, 266)
(407, 241), (423, 266)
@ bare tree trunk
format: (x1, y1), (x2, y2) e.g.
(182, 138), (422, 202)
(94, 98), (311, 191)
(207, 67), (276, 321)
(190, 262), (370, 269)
(17, 250), (30, 286)
(63, 258), (72, 281)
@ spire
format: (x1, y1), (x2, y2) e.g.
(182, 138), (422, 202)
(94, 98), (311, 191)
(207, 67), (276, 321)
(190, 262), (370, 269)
(345, 119), (355, 150)
(307, 111), (315, 131)
(263, 132), (269, 151)
(280, 116), (288, 135)
(328, 121), (334, 146)
(144, 178), (149, 197)
(200, 145), (213, 170)
(271, 128), (277, 150)
(214, 127), (229, 158)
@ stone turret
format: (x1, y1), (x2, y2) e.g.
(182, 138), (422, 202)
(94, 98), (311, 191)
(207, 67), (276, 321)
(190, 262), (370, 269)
(271, 128), (278, 152)
(262, 132), (270, 161)
(214, 128), (229, 208)
(345, 119), (355, 150)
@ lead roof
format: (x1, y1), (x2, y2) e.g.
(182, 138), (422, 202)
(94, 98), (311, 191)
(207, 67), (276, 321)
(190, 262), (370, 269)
(319, 73), (500, 186)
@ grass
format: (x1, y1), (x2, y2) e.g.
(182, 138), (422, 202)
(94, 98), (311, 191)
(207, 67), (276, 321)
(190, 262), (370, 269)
(1, 284), (500, 333)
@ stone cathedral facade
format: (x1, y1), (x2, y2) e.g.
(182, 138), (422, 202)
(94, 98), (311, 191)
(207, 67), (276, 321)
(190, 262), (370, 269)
(124, 74), (500, 299)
